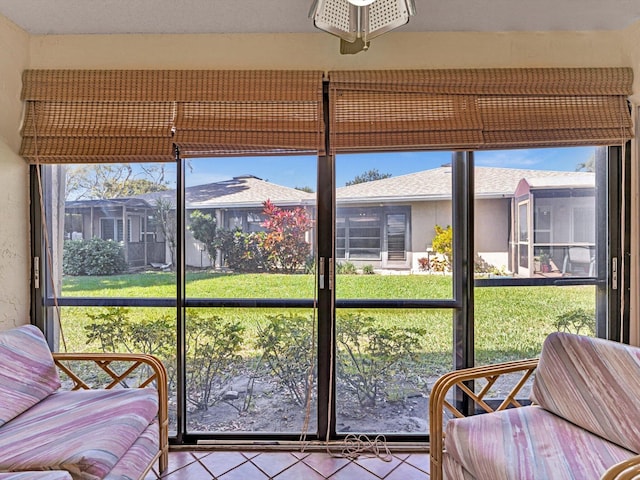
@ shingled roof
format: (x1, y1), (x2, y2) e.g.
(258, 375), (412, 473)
(137, 175), (314, 209)
(336, 166), (594, 203)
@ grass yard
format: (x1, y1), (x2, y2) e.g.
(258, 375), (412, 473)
(59, 271), (595, 367)
(56, 271), (595, 433)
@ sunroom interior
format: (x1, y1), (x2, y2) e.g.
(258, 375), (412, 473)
(2, 1), (640, 479)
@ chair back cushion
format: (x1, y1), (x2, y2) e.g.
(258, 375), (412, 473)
(531, 332), (640, 453)
(0, 325), (60, 426)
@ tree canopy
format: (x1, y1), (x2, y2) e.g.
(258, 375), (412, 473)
(345, 168), (392, 186)
(66, 164), (170, 200)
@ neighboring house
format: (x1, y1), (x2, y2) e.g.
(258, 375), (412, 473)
(64, 197), (166, 267)
(512, 175), (595, 277)
(335, 166), (595, 275)
(64, 168), (595, 277)
(137, 175), (316, 268)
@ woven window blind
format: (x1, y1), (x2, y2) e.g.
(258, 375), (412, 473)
(20, 70), (325, 163)
(328, 68), (633, 154)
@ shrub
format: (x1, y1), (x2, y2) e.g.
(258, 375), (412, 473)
(261, 200), (312, 273)
(188, 210), (217, 263)
(336, 261), (357, 275)
(84, 307), (245, 411)
(255, 313), (314, 406)
(554, 308), (595, 336)
(432, 225), (453, 269)
(185, 312), (245, 410)
(63, 238), (127, 276)
(362, 264), (375, 275)
(213, 228), (268, 272)
(417, 257), (430, 271)
(336, 313), (425, 407)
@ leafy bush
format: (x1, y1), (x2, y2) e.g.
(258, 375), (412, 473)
(432, 225), (453, 269)
(85, 307), (175, 357)
(336, 261), (357, 275)
(554, 308), (595, 336)
(255, 313), (314, 406)
(185, 312), (245, 410)
(188, 210), (217, 263)
(213, 228), (268, 272)
(63, 238), (127, 276)
(417, 257), (430, 271)
(261, 200), (312, 273)
(362, 264), (375, 275)
(336, 313), (425, 407)
(84, 307), (245, 411)
(474, 254), (508, 276)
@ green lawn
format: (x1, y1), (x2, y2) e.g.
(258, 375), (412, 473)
(59, 272), (595, 372)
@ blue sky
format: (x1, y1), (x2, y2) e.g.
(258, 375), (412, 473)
(183, 146), (596, 189)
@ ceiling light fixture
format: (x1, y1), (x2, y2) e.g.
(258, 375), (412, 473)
(310, 0), (416, 54)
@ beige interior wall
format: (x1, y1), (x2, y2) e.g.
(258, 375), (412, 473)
(0, 15), (30, 330)
(28, 30), (630, 70)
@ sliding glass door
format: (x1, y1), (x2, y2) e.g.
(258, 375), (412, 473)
(33, 144), (627, 443)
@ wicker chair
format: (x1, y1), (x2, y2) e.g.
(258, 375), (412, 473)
(429, 333), (640, 480)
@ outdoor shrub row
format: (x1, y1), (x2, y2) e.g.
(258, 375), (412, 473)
(84, 308), (425, 412)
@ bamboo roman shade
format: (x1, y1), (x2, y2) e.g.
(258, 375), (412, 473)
(20, 70), (325, 163)
(20, 68), (633, 162)
(328, 68), (633, 153)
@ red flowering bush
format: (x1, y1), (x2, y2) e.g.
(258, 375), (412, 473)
(261, 200), (312, 273)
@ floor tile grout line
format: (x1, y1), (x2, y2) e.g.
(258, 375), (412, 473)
(299, 454), (354, 479)
(159, 451), (431, 480)
(195, 453), (252, 479)
(248, 452), (303, 480)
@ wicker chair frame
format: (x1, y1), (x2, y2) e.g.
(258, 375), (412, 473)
(52, 353), (169, 477)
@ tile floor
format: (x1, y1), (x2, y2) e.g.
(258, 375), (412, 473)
(147, 449), (431, 479)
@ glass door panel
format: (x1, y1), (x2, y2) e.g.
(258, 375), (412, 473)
(473, 146), (602, 404)
(335, 152), (454, 298)
(183, 156), (318, 435)
(334, 151), (455, 435)
(41, 163), (179, 431)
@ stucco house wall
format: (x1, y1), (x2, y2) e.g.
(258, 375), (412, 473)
(475, 198), (511, 271)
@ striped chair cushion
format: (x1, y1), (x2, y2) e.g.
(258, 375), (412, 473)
(531, 332), (640, 453)
(0, 325), (60, 426)
(0, 388), (158, 479)
(444, 405), (634, 480)
(0, 473), (72, 480)
(103, 422), (159, 480)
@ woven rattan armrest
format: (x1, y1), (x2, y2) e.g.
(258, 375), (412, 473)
(601, 455), (640, 480)
(52, 352), (169, 475)
(428, 358), (539, 480)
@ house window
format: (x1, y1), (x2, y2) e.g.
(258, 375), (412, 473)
(225, 210), (266, 232)
(100, 218), (131, 242)
(336, 208), (382, 260)
(386, 213), (406, 261)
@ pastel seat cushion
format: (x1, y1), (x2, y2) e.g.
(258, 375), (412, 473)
(444, 405), (634, 480)
(531, 332), (640, 453)
(103, 422), (159, 480)
(0, 388), (158, 479)
(0, 473), (72, 480)
(0, 325), (60, 426)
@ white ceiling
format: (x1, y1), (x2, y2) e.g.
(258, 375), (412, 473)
(0, 0), (639, 36)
